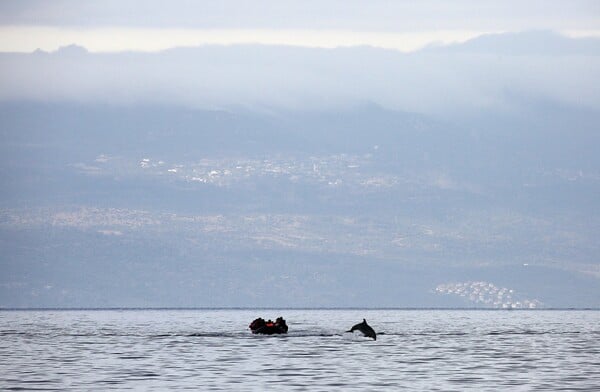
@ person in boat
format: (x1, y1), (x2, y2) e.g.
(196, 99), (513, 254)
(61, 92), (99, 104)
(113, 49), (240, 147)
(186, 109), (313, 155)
(275, 317), (288, 333)
(249, 317), (265, 331)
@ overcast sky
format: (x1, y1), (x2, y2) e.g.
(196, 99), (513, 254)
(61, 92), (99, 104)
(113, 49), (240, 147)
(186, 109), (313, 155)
(0, 0), (598, 52)
(0, 1), (598, 114)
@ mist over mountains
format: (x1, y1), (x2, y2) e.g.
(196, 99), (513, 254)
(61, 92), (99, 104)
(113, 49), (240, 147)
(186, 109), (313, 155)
(0, 31), (599, 307)
(2, 31), (599, 115)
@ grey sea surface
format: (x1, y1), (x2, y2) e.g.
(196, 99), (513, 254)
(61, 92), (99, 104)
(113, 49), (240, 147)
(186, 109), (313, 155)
(0, 309), (598, 391)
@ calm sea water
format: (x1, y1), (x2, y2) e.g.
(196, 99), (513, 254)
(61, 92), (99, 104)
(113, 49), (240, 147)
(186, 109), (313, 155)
(0, 309), (598, 391)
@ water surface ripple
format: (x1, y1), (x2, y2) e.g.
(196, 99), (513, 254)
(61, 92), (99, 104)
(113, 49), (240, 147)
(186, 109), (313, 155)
(0, 310), (598, 391)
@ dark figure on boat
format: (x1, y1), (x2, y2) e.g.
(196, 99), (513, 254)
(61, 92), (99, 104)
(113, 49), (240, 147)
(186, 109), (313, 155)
(347, 318), (376, 340)
(249, 316), (288, 334)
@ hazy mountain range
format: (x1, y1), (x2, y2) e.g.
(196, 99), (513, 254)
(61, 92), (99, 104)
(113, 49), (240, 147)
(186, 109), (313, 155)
(0, 31), (598, 307)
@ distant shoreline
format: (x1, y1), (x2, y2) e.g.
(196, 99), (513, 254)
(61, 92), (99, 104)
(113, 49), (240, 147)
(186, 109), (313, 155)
(1, 307), (598, 311)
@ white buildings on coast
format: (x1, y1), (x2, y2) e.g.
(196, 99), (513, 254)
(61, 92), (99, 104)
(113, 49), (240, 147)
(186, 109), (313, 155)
(435, 281), (542, 309)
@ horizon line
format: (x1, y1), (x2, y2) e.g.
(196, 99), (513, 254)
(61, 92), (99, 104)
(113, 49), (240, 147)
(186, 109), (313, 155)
(1, 307), (598, 311)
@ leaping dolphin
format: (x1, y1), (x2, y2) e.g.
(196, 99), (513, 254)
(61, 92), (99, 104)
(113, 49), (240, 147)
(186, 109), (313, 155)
(347, 319), (376, 340)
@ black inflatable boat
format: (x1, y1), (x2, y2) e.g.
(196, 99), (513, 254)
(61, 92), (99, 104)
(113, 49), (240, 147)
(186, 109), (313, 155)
(249, 317), (288, 334)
